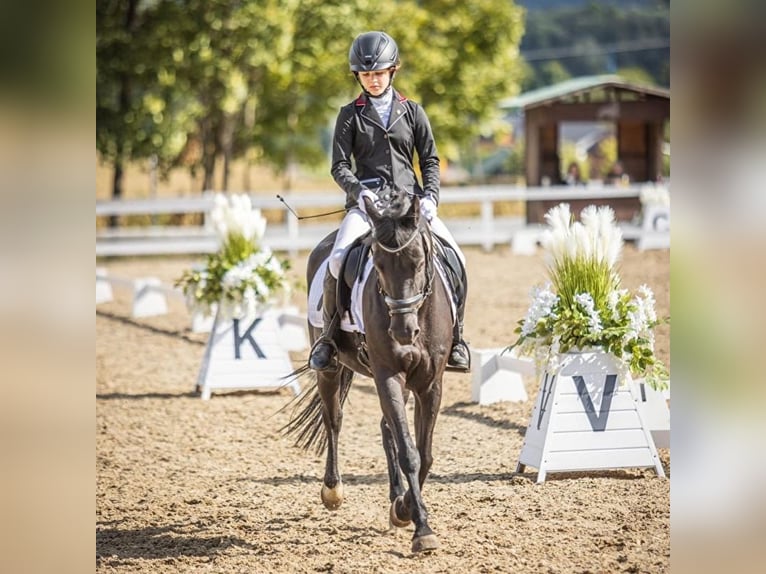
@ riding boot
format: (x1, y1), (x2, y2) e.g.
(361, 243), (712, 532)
(448, 264), (470, 371)
(448, 303), (471, 371)
(309, 272), (339, 371)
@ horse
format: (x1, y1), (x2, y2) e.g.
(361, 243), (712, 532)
(284, 190), (454, 553)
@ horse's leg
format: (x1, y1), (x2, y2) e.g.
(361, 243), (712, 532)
(317, 366), (351, 510)
(376, 375), (438, 552)
(382, 389), (411, 528)
(413, 381), (442, 490)
(392, 383), (442, 539)
(381, 388), (409, 501)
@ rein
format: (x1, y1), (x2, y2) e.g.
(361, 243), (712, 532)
(372, 224), (434, 317)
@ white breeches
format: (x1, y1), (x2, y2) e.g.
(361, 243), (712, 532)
(328, 208), (371, 278)
(327, 208), (465, 279)
(428, 216), (466, 265)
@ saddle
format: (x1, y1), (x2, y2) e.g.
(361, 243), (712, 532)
(430, 234), (466, 309)
(331, 230), (466, 325)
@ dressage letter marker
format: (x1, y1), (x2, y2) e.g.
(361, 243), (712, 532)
(516, 350), (665, 483)
(196, 309), (299, 399)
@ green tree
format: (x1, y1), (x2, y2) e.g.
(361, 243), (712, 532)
(97, 0), (204, 203)
(249, 0), (362, 190)
(615, 66), (655, 86)
(97, 0), (527, 197)
(97, 0), (143, 222)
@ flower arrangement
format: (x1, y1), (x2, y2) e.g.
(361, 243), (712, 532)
(176, 193), (291, 320)
(508, 203), (669, 390)
(639, 183), (670, 207)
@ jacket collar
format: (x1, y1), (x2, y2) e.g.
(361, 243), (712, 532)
(355, 89), (408, 107)
(355, 90), (409, 130)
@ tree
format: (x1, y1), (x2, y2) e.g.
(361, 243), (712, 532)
(351, 0), (526, 162)
(248, 0), (363, 190)
(97, 0), (528, 197)
(97, 0), (141, 224)
(97, 0), (201, 206)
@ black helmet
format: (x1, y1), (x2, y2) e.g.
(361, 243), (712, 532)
(349, 31), (400, 72)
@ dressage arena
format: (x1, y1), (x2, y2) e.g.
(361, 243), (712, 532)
(96, 246), (670, 573)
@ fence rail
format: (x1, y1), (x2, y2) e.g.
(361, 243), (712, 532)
(96, 184), (653, 257)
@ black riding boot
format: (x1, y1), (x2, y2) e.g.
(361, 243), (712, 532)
(448, 303), (470, 371)
(309, 272), (339, 371)
(448, 263), (470, 372)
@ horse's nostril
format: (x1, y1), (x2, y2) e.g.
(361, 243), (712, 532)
(412, 328), (421, 340)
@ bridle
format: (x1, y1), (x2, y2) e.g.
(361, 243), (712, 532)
(371, 222), (434, 317)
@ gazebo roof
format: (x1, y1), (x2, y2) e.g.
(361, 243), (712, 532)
(499, 75), (670, 111)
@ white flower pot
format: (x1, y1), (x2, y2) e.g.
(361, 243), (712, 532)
(516, 349), (665, 483)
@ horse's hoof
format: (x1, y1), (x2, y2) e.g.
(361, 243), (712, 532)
(321, 482), (343, 510)
(389, 495), (411, 528)
(412, 533), (439, 553)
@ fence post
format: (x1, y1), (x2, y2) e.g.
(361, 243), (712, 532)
(480, 199), (494, 251)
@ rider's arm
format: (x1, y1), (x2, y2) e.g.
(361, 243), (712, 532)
(331, 105), (365, 207)
(412, 104), (440, 204)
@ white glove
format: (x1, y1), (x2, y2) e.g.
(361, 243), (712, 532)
(420, 195), (438, 222)
(357, 188), (377, 214)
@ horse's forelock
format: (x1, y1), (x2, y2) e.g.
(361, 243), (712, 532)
(372, 215), (398, 247)
(372, 208), (420, 250)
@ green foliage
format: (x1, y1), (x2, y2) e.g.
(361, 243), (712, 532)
(176, 231), (291, 320)
(97, 0), (528, 192)
(549, 256), (619, 312)
(508, 204), (669, 390)
(522, 1), (669, 90)
(505, 143), (526, 176)
(615, 66), (656, 86)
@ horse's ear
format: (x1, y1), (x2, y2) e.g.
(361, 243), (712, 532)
(363, 195), (380, 223)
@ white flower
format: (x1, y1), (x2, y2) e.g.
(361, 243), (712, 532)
(637, 284), (657, 323)
(581, 204), (622, 267)
(571, 220), (591, 260)
(509, 202), (668, 390)
(222, 263), (252, 290)
(520, 283), (559, 336)
(574, 292), (603, 334)
(210, 193), (230, 240)
(209, 192), (268, 242)
(640, 184), (670, 207)
(541, 203), (572, 266)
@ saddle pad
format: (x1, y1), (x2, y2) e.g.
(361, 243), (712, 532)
(308, 257), (455, 335)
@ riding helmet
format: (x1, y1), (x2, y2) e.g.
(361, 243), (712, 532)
(348, 31), (400, 72)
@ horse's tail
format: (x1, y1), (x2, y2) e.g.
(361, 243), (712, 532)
(279, 366), (353, 455)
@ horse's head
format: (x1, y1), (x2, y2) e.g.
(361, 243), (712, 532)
(363, 192), (432, 346)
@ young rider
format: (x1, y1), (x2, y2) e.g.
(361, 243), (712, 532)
(309, 30), (470, 372)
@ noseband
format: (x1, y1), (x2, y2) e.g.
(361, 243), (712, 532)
(371, 224), (434, 317)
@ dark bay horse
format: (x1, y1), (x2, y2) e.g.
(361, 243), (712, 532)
(285, 192), (453, 553)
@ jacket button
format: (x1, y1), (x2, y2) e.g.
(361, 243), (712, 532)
(383, 134), (388, 139)
(385, 150), (390, 155)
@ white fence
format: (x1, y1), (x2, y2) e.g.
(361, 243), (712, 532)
(96, 184), (659, 257)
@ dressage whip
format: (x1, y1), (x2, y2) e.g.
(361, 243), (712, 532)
(276, 194), (346, 220)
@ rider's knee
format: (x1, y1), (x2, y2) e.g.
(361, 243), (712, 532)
(328, 250), (344, 279)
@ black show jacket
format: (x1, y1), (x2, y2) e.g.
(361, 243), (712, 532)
(331, 90), (441, 210)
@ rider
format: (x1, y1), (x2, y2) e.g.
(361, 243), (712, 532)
(308, 30), (470, 372)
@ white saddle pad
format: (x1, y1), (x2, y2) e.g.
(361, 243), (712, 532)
(308, 256), (455, 335)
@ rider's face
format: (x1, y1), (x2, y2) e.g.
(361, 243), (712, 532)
(358, 68), (393, 96)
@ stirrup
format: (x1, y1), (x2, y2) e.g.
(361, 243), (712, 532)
(309, 337), (338, 371)
(446, 340), (471, 373)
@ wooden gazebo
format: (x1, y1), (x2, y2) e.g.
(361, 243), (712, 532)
(500, 75), (670, 223)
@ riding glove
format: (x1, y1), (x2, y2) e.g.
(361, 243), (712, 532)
(357, 188), (378, 215)
(420, 195), (438, 222)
